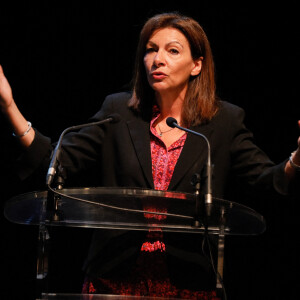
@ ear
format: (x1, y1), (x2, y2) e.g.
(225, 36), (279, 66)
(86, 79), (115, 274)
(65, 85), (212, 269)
(191, 57), (203, 76)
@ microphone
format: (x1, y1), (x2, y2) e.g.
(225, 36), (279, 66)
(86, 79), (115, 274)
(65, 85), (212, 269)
(166, 117), (213, 216)
(46, 113), (121, 186)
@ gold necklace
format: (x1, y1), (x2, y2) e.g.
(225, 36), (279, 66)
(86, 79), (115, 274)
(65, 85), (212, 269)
(157, 123), (174, 137)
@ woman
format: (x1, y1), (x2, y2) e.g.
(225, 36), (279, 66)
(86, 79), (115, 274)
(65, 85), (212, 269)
(1, 12), (300, 299)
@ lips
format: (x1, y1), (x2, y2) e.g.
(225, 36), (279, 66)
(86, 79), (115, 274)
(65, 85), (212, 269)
(151, 71), (167, 80)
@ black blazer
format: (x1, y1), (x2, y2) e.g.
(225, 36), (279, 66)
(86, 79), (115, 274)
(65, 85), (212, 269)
(17, 92), (290, 286)
(20, 91), (289, 197)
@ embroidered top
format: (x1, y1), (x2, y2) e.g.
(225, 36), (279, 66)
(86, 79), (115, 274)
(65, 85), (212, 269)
(82, 107), (220, 299)
(150, 111), (187, 191)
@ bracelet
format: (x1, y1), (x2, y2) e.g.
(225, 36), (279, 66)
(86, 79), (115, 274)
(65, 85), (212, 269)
(289, 151), (300, 171)
(12, 121), (32, 138)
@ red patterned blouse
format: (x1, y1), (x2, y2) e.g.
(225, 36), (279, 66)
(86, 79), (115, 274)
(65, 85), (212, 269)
(150, 112), (187, 191)
(82, 109), (219, 300)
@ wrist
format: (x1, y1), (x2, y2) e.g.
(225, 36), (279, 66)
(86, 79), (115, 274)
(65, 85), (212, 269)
(12, 121), (32, 138)
(289, 150), (300, 171)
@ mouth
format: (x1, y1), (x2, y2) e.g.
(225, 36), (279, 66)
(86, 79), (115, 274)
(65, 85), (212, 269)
(151, 71), (167, 80)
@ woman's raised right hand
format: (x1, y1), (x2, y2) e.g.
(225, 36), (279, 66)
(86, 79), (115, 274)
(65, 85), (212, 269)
(0, 65), (35, 146)
(0, 65), (14, 112)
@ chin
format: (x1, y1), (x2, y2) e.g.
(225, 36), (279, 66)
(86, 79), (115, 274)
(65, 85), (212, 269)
(151, 83), (169, 92)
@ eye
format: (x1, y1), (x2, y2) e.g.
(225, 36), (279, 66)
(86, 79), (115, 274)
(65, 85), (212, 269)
(169, 48), (179, 55)
(145, 47), (156, 54)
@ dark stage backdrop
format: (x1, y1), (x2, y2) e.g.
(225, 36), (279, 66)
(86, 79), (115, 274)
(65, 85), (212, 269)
(0, 1), (299, 300)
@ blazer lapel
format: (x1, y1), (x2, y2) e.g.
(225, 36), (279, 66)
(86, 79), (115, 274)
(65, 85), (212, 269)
(126, 118), (213, 191)
(126, 118), (154, 189)
(168, 124), (213, 190)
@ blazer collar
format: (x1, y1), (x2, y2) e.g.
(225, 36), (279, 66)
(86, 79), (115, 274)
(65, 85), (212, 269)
(127, 118), (154, 188)
(168, 123), (213, 190)
(127, 118), (213, 191)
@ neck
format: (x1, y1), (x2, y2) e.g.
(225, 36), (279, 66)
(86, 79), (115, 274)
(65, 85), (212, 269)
(155, 88), (186, 123)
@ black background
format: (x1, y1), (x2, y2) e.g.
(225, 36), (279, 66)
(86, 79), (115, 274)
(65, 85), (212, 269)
(0, 1), (299, 299)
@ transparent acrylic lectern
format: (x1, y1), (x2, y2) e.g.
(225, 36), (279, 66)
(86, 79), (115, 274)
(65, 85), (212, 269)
(4, 187), (266, 300)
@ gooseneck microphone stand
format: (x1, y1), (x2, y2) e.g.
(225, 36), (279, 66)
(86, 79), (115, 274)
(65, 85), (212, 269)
(166, 117), (213, 220)
(166, 117), (227, 300)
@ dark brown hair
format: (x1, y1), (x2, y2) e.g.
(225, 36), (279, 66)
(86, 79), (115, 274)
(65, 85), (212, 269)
(129, 12), (219, 126)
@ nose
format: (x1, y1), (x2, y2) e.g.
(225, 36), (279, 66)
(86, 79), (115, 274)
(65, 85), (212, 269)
(153, 50), (165, 67)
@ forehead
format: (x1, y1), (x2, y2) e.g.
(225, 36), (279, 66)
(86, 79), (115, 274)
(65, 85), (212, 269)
(148, 27), (189, 46)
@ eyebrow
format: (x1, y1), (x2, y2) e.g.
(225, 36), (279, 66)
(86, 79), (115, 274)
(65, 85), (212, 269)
(147, 40), (184, 48)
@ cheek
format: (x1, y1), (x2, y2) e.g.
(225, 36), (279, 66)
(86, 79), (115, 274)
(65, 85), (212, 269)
(143, 55), (152, 71)
(143, 60), (154, 86)
(170, 62), (193, 81)
(143, 59), (151, 79)
(183, 60), (196, 77)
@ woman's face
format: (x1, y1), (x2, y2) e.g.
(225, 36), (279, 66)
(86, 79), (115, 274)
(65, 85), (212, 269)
(143, 27), (202, 97)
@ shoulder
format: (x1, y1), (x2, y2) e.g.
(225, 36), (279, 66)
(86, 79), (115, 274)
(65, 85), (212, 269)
(204, 100), (248, 137)
(102, 91), (134, 114)
(212, 100), (246, 125)
(90, 91), (136, 121)
(103, 91), (133, 106)
(218, 100), (245, 116)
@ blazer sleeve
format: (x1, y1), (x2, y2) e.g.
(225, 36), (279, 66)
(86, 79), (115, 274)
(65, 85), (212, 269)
(228, 104), (291, 196)
(13, 93), (127, 187)
(14, 129), (52, 182)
